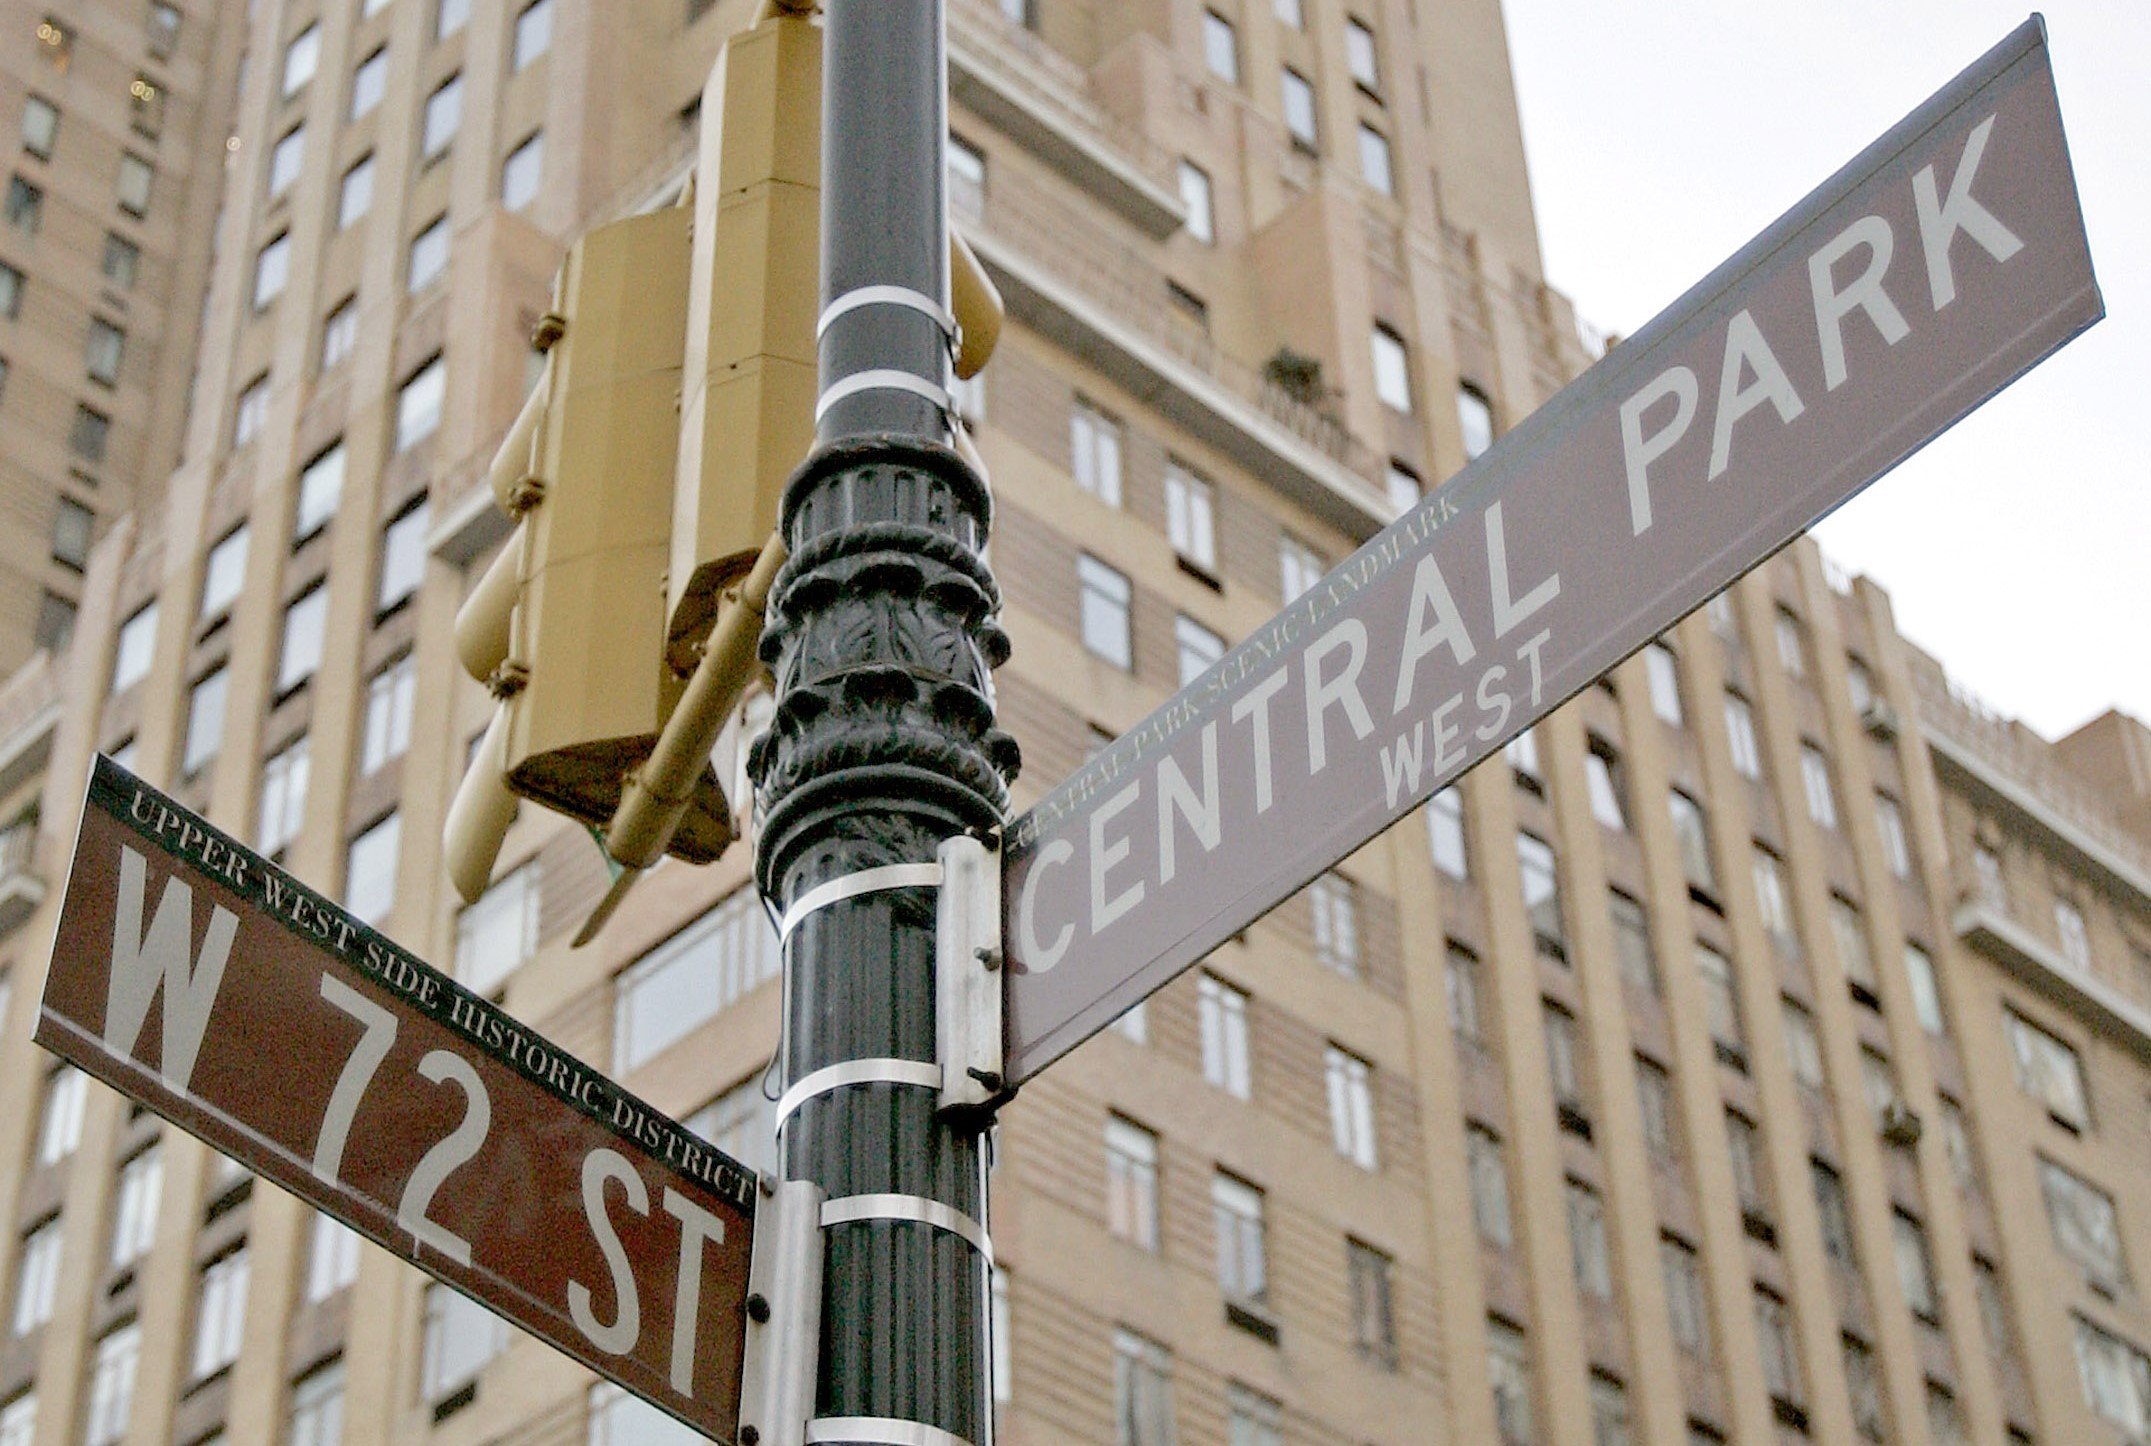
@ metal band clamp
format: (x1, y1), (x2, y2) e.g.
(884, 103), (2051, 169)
(804, 1419), (974, 1446)
(775, 1058), (943, 1134)
(815, 369), (952, 424)
(821, 1192), (992, 1264)
(818, 285), (957, 342)
(778, 861), (943, 944)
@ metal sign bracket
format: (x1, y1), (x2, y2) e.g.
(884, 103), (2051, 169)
(935, 832), (1003, 1117)
(736, 1177), (827, 1446)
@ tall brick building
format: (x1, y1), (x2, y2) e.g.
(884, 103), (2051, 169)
(0, 1), (2145, 1444)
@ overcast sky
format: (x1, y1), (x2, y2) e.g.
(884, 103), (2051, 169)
(1499, 0), (2149, 743)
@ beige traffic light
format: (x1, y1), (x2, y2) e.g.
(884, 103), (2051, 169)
(667, 10), (821, 675)
(444, 206), (736, 904)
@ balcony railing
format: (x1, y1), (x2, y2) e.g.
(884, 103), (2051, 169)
(1909, 652), (2151, 894)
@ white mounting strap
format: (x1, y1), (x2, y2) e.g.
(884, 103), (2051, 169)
(818, 285), (957, 343)
(821, 1192), (993, 1265)
(804, 1418), (974, 1446)
(779, 861), (943, 944)
(815, 369), (952, 424)
(775, 1058), (943, 1135)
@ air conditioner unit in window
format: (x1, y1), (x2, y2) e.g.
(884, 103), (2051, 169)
(1860, 699), (1900, 740)
(1879, 1100), (1923, 1146)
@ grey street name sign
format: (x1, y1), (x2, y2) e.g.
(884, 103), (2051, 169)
(1000, 18), (2103, 1083)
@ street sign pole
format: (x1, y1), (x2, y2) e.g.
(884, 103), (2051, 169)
(754, 0), (1013, 1442)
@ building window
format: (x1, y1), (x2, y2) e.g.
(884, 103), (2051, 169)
(1281, 67), (1317, 148)
(1971, 1256), (2010, 1358)
(1487, 1317), (1534, 1445)
(1722, 692), (1761, 778)
(1202, 10), (1239, 83)
(268, 125), (306, 199)
(1274, 0), (1303, 28)
(1774, 608), (1807, 677)
(1199, 973), (1251, 1098)
(613, 887), (780, 1069)
(1567, 1179), (1611, 1299)
(1070, 398), (1122, 505)
(1781, 998), (1824, 1090)
(182, 667), (229, 775)
(1516, 833), (1563, 958)
(127, 74), (165, 137)
(1752, 846), (1795, 945)
(21, 96), (57, 158)
(1800, 743), (1838, 828)
(278, 586), (327, 693)
(1753, 1287), (1801, 1405)
(102, 233), (139, 288)
(1347, 1239), (1395, 1366)
(253, 231), (292, 307)
(1277, 536), (1323, 603)
(422, 1281), (507, 1403)
(1938, 1095), (1979, 1197)
(5, 175), (41, 234)
(1077, 555), (1132, 669)
(257, 733), (309, 856)
(32, 592), (73, 652)
(304, 1210), (361, 1304)
(1635, 1057), (1677, 1160)
(191, 1246), (249, 1379)
(33, 18), (71, 72)
(408, 214), (450, 292)
(1370, 323), (1411, 411)
(1811, 1159), (1854, 1267)
(351, 47), (389, 119)
(338, 153), (375, 228)
(1173, 616), (1224, 685)
(1843, 1335), (1887, 1440)
(1874, 793), (1912, 877)
(1643, 642), (1683, 724)
(148, 3), (182, 56)
(437, 0), (471, 39)
(1211, 1172), (1267, 1307)
(947, 133), (985, 224)
(112, 604), (157, 691)
(233, 373), (271, 447)
(422, 74), (464, 159)
(11, 1218), (59, 1333)
(0, 262), (22, 318)
(1381, 460), (1421, 517)
(199, 525), (248, 621)
(37, 1065), (86, 1164)
(283, 22), (322, 94)
(1860, 1047), (1900, 1134)
(683, 1075), (777, 1181)
(2040, 1157), (2127, 1288)
(1103, 1116), (1159, 1250)
(1344, 17), (1380, 88)
(2072, 1314), (2151, 1438)
(512, 0), (553, 69)
(1164, 463), (1217, 573)
(1426, 788), (1467, 879)
(317, 298), (360, 374)
(377, 501), (430, 612)
(397, 355), (446, 450)
(1893, 1209), (1938, 1320)
(1902, 943), (1944, 1034)
(501, 131), (544, 211)
(1357, 125), (1393, 195)
(1450, 385), (1494, 463)
(1608, 889), (1655, 994)
(116, 152), (153, 215)
(110, 1145), (162, 1267)
(1829, 895), (1877, 997)
(1725, 1109), (1768, 1226)
(289, 1358), (344, 1446)
(2054, 899), (2092, 971)
(52, 497), (93, 568)
(1668, 790), (1715, 892)
(1661, 1235), (1707, 1353)
(1326, 1045), (1377, 1168)
(83, 1324), (139, 1446)
(1179, 160), (1214, 244)
(1586, 740), (1628, 830)
(1112, 1329), (1174, 1446)
(1544, 1002), (1583, 1120)
(1310, 871), (1358, 974)
(1226, 1384), (1281, 1446)
(294, 442), (346, 544)
(1590, 1374), (1630, 1446)
(70, 404), (110, 462)
(455, 862), (539, 996)
(345, 812), (400, 925)
(1466, 1124), (1512, 1245)
(2006, 1009), (2089, 1128)
(361, 654), (415, 774)
(1446, 941), (1482, 1042)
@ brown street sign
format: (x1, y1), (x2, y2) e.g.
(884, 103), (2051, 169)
(1001, 18), (2103, 1083)
(36, 758), (758, 1441)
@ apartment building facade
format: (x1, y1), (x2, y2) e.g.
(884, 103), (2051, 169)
(0, 1), (2145, 1444)
(0, 0), (244, 680)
